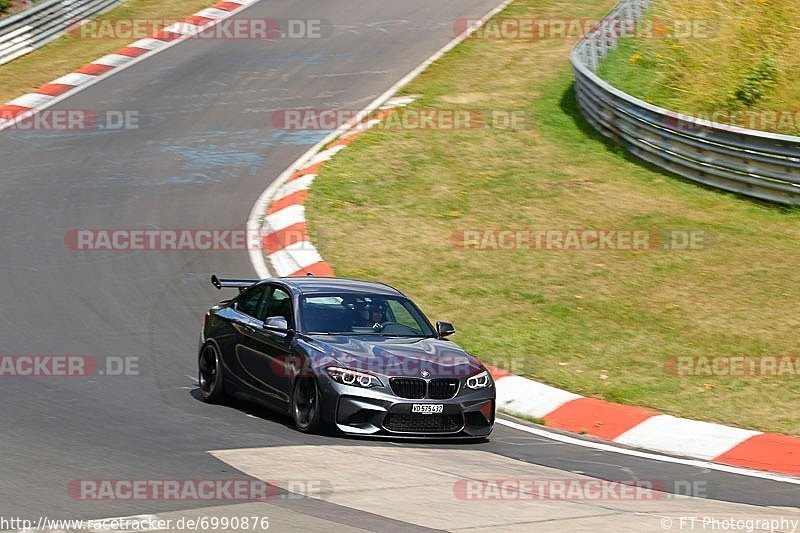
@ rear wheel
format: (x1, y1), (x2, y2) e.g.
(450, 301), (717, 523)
(292, 376), (322, 433)
(198, 343), (226, 403)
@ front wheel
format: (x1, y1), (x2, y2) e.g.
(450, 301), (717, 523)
(198, 343), (226, 403)
(291, 376), (322, 433)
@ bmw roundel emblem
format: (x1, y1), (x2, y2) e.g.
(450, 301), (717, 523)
(420, 370), (430, 378)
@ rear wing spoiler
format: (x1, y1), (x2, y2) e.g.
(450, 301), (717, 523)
(211, 274), (260, 293)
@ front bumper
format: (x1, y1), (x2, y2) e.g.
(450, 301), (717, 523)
(318, 377), (495, 438)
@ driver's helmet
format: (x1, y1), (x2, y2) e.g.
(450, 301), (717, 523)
(365, 299), (387, 323)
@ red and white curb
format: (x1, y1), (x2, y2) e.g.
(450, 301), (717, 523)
(486, 367), (800, 477)
(0, 0), (261, 132)
(257, 99), (412, 277)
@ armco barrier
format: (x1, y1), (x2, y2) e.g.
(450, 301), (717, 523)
(571, 0), (800, 205)
(0, 0), (122, 65)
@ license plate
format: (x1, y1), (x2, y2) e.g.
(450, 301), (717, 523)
(411, 404), (443, 414)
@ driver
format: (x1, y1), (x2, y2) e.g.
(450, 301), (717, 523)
(364, 300), (387, 328)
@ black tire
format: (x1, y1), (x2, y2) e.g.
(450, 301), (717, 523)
(198, 343), (226, 404)
(291, 376), (322, 433)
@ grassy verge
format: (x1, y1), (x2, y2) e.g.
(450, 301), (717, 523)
(2, 1), (43, 19)
(599, 0), (800, 134)
(0, 0), (213, 103)
(306, 0), (800, 435)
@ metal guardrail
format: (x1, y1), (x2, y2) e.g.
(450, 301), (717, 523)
(571, 0), (800, 205)
(0, 0), (122, 65)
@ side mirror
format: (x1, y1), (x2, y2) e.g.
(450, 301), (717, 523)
(264, 316), (290, 332)
(436, 321), (455, 338)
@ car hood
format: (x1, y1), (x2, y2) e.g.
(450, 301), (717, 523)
(300, 335), (485, 379)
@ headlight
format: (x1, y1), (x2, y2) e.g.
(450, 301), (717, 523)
(466, 370), (492, 390)
(326, 366), (382, 388)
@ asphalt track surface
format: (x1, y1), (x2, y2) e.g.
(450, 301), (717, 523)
(0, 0), (797, 529)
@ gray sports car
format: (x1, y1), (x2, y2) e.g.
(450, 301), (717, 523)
(198, 275), (495, 439)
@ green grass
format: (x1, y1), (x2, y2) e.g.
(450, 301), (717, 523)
(0, 0), (213, 103)
(599, 0), (800, 134)
(306, 0), (800, 435)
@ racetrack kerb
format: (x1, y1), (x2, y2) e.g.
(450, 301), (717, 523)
(0, 0), (214, 104)
(304, 0), (800, 435)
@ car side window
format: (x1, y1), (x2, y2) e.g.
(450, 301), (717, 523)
(235, 285), (267, 318)
(387, 300), (421, 332)
(258, 286), (293, 326)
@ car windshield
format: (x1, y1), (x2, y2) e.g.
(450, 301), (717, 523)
(299, 293), (436, 337)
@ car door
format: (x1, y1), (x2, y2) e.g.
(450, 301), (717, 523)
(228, 284), (269, 394)
(236, 284), (295, 407)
